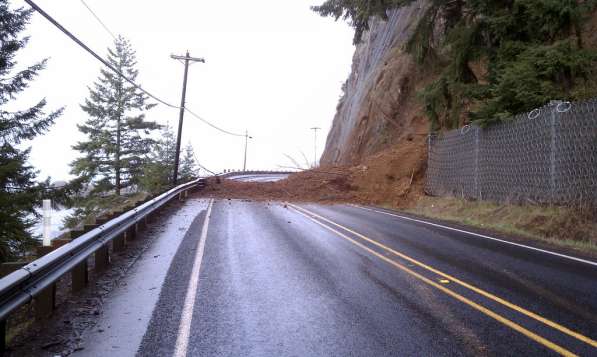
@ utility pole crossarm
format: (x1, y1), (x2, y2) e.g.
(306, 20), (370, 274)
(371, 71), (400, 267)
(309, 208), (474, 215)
(170, 54), (206, 63)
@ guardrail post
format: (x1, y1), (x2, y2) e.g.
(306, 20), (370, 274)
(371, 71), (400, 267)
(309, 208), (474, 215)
(72, 260), (88, 292)
(95, 245), (110, 272)
(144, 214), (151, 226)
(113, 233), (126, 253)
(125, 224), (137, 241)
(0, 319), (5, 353)
(35, 284), (56, 319)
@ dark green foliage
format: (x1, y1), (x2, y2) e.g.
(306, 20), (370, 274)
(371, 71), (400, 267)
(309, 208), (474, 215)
(139, 127), (198, 194)
(71, 36), (159, 196)
(139, 124), (176, 194)
(473, 40), (597, 122)
(418, 0), (597, 128)
(314, 0), (597, 128)
(179, 142), (198, 182)
(312, 0), (413, 44)
(139, 162), (171, 195)
(0, 0), (63, 261)
(62, 193), (141, 230)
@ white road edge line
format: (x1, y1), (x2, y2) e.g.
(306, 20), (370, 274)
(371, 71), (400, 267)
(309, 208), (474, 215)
(173, 198), (214, 357)
(349, 204), (597, 268)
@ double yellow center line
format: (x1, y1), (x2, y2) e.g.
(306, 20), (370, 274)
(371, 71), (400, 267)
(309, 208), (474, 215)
(287, 203), (596, 357)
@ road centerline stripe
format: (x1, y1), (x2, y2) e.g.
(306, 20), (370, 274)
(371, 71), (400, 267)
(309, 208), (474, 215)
(286, 204), (577, 357)
(289, 203), (596, 351)
(173, 199), (214, 357)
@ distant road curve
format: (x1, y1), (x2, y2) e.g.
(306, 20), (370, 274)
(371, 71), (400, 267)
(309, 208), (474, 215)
(225, 173), (289, 182)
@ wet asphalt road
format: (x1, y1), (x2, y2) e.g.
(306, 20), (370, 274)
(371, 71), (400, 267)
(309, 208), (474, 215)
(82, 199), (597, 356)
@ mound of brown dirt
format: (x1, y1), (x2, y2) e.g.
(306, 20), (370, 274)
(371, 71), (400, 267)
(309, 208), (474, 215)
(196, 137), (427, 208)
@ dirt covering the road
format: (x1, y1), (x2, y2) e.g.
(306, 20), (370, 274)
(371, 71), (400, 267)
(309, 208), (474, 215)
(196, 137), (597, 256)
(197, 138), (428, 208)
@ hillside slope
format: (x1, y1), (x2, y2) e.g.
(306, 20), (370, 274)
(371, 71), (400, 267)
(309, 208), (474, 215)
(321, 0), (430, 165)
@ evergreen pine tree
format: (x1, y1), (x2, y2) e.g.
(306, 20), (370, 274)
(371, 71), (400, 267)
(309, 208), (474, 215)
(0, 0), (62, 261)
(71, 36), (159, 196)
(179, 142), (198, 181)
(139, 124), (176, 194)
(312, 0), (411, 44)
(156, 123), (176, 170)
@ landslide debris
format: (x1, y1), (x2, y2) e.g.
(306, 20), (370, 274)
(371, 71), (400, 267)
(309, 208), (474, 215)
(197, 137), (427, 208)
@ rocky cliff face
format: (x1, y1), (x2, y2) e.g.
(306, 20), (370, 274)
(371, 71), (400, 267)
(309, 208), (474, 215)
(321, 1), (431, 165)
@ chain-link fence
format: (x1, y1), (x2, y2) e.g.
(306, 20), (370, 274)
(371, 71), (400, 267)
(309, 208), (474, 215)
(426, 99), (597, 207)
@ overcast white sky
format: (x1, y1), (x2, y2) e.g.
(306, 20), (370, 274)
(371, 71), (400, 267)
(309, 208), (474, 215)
(14, 0), (355, 181)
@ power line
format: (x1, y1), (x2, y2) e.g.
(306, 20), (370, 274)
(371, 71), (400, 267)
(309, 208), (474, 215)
(193, 152), (216, 176)
(24, 0), (245, 137)
(24, 0), (178, 108)
(185, 108), (244, 137)
(79, 0), (116, 40)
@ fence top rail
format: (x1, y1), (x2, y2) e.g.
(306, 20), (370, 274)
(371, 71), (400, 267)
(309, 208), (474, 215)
(430, 98), (597, 139)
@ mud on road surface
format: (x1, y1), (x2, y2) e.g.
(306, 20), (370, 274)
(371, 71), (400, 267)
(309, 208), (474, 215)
(198, 140), (427, 207)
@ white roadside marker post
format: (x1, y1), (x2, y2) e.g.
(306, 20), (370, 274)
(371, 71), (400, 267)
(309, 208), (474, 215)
(42, 199), (52, 247)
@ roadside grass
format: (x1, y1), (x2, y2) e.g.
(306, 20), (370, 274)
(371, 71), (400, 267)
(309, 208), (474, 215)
(402, 196), (597, 255)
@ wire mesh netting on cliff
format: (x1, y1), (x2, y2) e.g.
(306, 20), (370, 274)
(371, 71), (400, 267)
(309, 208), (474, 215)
(425, 99), (597, 207)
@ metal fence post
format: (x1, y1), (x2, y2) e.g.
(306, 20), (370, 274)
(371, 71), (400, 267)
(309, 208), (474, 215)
(550, 105), (557, 202)
(427, 134), (433, 193)
(474, 126), (480, 199)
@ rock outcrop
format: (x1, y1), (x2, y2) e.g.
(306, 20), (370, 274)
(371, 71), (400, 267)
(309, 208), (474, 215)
(321, 1), (431, 165)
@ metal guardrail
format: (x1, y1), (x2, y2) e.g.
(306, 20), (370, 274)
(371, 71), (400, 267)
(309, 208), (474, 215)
(0, 178), (205, 323)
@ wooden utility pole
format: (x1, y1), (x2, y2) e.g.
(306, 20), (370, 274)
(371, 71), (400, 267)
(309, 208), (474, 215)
(311, 127), (321, 168)
(243, 130), (253, 171)
(171, 51), (205, 185)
